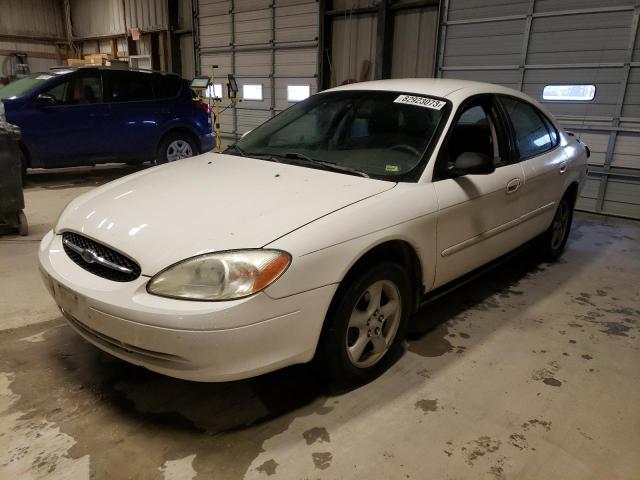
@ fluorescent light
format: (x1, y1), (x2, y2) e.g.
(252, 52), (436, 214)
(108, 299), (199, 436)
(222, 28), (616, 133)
(543, 85), (595, 101)
(287, 85), (310, 102)
(242, 84), (263, 101)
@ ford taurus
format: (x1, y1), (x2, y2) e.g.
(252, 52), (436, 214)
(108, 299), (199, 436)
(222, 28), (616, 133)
(39, 79), (588, 385)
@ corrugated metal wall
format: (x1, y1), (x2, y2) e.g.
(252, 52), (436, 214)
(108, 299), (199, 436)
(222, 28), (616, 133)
(0, 0), (65, 76)
(70, 0), (168, 38)
(327, 1), (438, 87)
(0, 0), (65, 38)
(331, 10), (377, 85)
(196, 0), (319, 143)
(391, 6), (438, 78)
(70, 0), (126, 37)
(438, 0), (640, 219)
(127, 0), (169, 32)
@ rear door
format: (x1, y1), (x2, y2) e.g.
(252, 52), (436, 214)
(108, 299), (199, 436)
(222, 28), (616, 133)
(498, 95), (566, 237)
(433, 95), (528, 287)
(102, 70), (161, 162)
(22, 71), (109, 166)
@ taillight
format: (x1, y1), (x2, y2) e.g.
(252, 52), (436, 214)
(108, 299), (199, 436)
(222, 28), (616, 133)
(193, 100), (210, 113)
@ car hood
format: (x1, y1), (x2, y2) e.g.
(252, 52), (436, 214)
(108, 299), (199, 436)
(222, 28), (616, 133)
(57, 153), (396, 275)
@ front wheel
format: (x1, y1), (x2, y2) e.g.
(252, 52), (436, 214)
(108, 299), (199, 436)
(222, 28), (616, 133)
(540, 192), (574, 262)
(157, 133), (199, 164)
(316, 262), (412, 386)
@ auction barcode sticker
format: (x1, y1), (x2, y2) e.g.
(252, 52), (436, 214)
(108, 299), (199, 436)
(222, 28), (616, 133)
(394, 94), (446, 110)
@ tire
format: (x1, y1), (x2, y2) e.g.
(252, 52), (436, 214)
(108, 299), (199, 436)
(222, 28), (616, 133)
(540, 191), (574, 262)
(316, 262), (412, 386)
(157, 133), (199, 164)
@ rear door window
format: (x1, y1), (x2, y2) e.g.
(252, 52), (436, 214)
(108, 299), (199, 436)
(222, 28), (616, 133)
(500, 96), (554, 159)
(541, 114), (559, 146)
(153, 75), (182, 98)
(105, 71), (154, 103)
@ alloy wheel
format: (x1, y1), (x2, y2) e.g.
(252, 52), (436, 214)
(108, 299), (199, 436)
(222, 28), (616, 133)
(166, 140), (194, 161)
(346, 280), (402, 368)
(550, 201), (570, 251)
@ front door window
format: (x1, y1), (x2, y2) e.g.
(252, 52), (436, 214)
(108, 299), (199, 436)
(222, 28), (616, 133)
(41, 74), (102, 105)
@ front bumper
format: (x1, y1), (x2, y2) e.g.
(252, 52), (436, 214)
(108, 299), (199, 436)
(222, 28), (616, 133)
(38, 230), (336, 381)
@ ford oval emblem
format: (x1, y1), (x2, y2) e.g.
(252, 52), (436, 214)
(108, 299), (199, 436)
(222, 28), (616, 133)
(81, 249), (97, 264)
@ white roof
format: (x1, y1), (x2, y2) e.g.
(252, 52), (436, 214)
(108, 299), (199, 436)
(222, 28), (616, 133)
(327, 78), (527, 99)
(324, 78), (548, 115)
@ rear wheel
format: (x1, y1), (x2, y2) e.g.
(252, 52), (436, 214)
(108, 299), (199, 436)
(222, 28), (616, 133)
(316, 262), (412, 386)
(540, 192), (574, 261)
(157, 133), (199, 164)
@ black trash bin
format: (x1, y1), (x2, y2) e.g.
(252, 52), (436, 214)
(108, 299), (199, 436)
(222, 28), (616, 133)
(0, 122), (28, 236)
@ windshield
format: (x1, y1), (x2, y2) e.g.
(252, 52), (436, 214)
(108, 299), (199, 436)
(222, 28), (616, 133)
(234, 90), (449, 181)
(0, 73), (57, 100)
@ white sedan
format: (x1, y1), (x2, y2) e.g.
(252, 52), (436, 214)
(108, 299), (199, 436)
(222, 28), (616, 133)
(39, 79), (588, 385)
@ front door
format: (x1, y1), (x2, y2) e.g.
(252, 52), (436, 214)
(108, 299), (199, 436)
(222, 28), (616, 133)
(432, 96), (528, 288)
(25, 71), (110, 167)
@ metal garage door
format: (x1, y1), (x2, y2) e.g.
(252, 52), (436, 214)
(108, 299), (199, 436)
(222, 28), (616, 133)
(195, 0), (319, 145)
(437, 0), (640, 219)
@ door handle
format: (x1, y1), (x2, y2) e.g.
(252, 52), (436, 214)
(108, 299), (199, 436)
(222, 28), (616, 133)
(559, 162), (567, 174)
(506, 178), (521, 194)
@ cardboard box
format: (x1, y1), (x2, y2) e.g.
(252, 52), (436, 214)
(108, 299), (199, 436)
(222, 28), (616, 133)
(83, 53), (113, 65)
(105, 59), (129, 70)
(67, 58), (85, 66)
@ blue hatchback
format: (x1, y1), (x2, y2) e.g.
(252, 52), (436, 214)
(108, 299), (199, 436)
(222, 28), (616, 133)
(0, 67), (214, 173)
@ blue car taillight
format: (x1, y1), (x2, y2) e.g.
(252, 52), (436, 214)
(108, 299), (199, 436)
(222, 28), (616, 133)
(193, 100), (213, 131)
(193, 100), (210, 113)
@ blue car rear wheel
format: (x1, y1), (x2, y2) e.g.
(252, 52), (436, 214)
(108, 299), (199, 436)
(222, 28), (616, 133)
(157, 133), (199, 164)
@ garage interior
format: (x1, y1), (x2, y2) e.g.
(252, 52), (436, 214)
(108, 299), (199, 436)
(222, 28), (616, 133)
(1, 0), (639, 479)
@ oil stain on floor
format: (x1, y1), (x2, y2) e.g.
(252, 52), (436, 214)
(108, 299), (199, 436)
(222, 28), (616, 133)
(1, 213), (639, 479)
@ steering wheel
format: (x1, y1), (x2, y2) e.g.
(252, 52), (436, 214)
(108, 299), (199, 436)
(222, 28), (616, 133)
(390, 144), (421, 156)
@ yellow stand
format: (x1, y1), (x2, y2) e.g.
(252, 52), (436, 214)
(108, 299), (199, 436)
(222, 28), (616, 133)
(210, 66), (222, 153)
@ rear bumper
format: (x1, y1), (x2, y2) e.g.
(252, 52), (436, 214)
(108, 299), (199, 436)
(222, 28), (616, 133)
(199, 132), (215, 153)
(38, 230), (337, 382)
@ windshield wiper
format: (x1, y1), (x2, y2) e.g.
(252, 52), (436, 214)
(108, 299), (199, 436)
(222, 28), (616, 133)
(271, 152), (370, 178)
(225, 144), (247, 156)
(225, 145), (286, 164)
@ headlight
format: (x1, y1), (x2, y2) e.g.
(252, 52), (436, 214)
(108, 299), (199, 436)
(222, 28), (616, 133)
(147, 250), (291, 301)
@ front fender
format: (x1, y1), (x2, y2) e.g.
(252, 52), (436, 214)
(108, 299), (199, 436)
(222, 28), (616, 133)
(264, 183), (439, 298)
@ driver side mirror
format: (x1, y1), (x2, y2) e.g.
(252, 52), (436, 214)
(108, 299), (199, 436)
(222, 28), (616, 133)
(449, 151), (495, 177)
(35, 93), (57, 107)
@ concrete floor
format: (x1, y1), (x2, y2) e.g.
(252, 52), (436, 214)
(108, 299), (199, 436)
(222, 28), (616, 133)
(1, 166), (639, 480)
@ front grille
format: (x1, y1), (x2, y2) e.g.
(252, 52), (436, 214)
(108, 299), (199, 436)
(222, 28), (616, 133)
(62, 232), (141, 282)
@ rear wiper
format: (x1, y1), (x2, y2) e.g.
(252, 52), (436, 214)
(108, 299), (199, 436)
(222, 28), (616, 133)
(273, 152), (370, 178)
